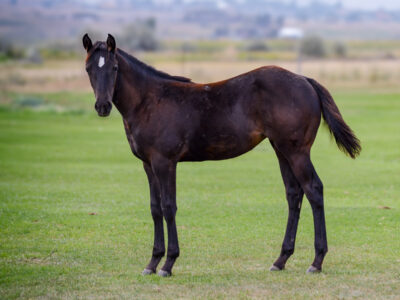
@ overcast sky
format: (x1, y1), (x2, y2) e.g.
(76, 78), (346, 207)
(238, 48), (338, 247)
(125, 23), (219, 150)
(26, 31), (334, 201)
(84, 0), (400, 11)
(293, 0), (400, 10)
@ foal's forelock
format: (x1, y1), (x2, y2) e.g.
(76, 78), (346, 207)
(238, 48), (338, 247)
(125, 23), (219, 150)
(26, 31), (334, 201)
(85, 42), (110, 63)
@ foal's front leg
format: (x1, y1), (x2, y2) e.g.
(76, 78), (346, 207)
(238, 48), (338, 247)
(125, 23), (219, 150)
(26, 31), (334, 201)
(151, 157), (179, 277)
(142, 162), (165, 275)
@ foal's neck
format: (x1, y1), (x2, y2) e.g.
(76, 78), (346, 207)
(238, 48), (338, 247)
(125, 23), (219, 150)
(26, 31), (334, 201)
(112, 52), (159, 119)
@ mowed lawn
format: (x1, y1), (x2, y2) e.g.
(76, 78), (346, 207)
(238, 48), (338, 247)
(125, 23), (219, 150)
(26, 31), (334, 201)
(0, 90), (399, 299)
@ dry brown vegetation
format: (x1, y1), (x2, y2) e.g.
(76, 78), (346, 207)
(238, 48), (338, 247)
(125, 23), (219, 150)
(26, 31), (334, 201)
(1, 57), (400, 96)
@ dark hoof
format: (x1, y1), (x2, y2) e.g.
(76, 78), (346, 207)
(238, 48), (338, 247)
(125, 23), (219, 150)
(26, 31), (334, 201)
(306, 266), (321, 273)
(142, 268), (155, 275)
(157, 270), (171, 277)
(269, 265), (284, 271)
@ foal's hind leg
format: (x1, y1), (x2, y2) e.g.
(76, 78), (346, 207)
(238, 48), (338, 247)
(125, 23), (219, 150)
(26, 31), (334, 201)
(270, 141), (304, 271)
(284, 151), (328, 273)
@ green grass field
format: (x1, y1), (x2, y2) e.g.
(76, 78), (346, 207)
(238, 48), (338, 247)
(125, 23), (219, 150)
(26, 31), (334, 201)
(0, 90), (399, 299)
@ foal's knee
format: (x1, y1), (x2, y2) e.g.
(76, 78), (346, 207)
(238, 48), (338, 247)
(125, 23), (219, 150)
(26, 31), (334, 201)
(161, 203), (177, 222)
(151, 204), (163, 220)
(286, 186), (301, 199)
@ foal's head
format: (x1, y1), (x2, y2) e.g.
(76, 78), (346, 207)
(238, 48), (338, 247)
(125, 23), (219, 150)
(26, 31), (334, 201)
(83, 34), (118, 117)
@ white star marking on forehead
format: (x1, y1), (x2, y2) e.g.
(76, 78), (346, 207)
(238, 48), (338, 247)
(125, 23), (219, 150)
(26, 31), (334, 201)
(98, 56), (105, 68)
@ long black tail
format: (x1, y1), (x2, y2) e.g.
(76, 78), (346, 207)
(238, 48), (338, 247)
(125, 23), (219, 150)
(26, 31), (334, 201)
(306, 77), (361, 159)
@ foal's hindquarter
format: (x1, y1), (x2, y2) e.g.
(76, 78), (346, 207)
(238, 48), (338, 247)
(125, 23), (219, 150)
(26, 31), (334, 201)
(121, 66), (327, 275)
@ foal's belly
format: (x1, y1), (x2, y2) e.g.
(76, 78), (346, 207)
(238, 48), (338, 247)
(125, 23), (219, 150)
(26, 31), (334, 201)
(181, 129), (266, 162)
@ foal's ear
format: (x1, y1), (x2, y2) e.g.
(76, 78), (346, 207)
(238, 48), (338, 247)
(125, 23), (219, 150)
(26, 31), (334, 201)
(106, 34), (116, 53)
(82, 33), (92, 52)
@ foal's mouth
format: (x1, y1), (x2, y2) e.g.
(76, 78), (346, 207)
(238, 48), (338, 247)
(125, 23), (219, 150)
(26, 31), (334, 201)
(95, 102), (112, 117)
(97, 111), (111, 117)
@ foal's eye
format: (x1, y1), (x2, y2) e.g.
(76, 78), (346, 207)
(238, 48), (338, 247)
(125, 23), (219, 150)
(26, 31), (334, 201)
(113, 65), (118, 71)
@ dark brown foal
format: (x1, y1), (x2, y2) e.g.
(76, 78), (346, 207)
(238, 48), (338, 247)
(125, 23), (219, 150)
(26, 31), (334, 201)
(83, 34), (360, 276)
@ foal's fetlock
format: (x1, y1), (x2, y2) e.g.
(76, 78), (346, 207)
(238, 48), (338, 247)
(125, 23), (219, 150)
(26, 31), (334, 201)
(158, 255), (178, 277)
(152, 249), (166, 258)
(307, 256), (326, 273)
(309, 248), (327, 272)
(270, 258), (287, 271)
(270, 250), (293, 271)
(143, 253), (165, 275)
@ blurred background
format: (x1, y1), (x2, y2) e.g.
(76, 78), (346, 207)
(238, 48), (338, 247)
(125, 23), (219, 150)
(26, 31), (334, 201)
(1, 0), (400, 110)
(1, 2), (399, 298)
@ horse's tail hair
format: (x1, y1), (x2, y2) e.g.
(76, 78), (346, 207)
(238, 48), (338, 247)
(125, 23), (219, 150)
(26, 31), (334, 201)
(305, 77), (361, 159)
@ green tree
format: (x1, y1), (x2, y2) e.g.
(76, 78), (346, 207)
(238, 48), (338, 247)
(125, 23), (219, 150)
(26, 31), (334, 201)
(333, 42), (347, 58)
(245, 40), (269, 52)
(120, 18), (159, 52)
(300, 35), (326, 58)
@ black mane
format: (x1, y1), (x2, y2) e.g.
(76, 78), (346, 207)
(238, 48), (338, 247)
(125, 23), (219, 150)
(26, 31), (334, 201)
(117, 48), (192, 83)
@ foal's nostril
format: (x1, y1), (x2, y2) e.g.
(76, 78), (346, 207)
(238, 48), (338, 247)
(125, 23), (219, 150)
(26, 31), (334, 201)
(94, 101), (112, 116)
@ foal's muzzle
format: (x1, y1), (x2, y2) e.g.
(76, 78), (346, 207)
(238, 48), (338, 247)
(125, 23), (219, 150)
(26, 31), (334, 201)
(95, 101), (112, 117)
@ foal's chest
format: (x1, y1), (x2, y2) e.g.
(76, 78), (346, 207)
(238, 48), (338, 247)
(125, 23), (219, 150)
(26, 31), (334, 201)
(123, 119), (146, 161)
